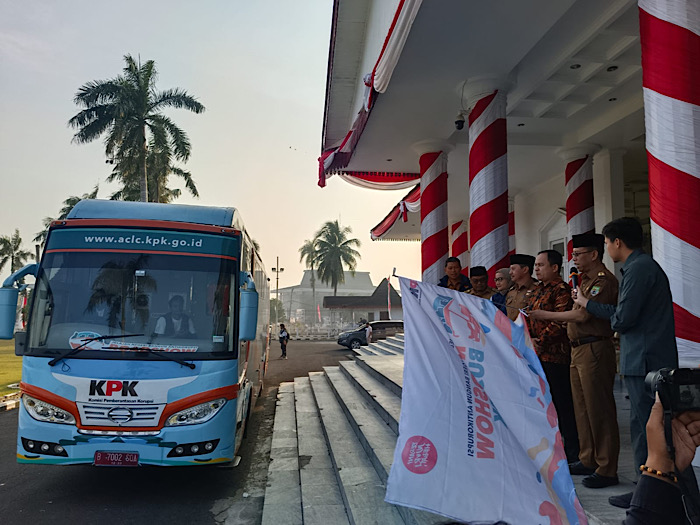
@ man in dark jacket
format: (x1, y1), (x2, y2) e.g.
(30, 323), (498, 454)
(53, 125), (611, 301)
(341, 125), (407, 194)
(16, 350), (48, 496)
(437, 257), (472, 292)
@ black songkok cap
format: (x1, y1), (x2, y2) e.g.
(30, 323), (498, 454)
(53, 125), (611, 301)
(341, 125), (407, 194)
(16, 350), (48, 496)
(572, 233), (605, 249)
(510, 254), (535, 270)
(470, 266), (488, 277)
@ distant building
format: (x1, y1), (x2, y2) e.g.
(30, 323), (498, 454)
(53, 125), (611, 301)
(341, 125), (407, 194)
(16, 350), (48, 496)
(323, 278), (402, 323)
(276, 270), (377, 326)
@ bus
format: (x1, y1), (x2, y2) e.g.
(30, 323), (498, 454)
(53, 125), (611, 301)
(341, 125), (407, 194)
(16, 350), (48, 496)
(0, 200), (270, 466)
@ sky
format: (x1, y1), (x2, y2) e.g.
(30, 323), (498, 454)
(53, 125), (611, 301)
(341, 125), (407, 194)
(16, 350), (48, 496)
(0, 0), (421, 290)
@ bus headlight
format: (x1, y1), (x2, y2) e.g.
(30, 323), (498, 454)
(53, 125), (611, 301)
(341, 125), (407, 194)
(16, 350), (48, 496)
(165, 398), (227, 426)
(22, 395), (76, 425)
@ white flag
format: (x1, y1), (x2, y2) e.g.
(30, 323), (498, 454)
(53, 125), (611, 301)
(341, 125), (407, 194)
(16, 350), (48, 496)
(385, 278), (587, 524)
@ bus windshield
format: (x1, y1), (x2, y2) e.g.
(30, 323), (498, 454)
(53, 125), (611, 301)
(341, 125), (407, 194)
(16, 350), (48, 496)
(27, 251), (237, 358)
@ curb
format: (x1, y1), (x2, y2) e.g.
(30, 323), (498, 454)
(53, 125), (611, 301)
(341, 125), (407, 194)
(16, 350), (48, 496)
(1, 392), (20, 412)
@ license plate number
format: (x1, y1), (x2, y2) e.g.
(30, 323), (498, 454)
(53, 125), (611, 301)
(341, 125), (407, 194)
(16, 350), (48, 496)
(94, 451), (139, 467)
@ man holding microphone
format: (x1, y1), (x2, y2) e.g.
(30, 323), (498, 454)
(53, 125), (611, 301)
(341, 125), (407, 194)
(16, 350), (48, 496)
(529, 233), (620, 488)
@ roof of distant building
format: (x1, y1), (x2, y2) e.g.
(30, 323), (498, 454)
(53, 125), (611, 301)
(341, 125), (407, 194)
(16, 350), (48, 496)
(323, 278), (401, 309)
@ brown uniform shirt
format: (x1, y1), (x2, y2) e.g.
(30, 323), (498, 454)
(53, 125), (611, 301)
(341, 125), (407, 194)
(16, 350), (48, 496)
(505, 279), (537, 321)
(567, 266), (619, 342)
(469, 287), (496, 300)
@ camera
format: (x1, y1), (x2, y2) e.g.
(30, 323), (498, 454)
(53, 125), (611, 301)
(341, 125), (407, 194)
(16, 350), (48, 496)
(645, 368), (700, 414)
(455, 112), (465, 131)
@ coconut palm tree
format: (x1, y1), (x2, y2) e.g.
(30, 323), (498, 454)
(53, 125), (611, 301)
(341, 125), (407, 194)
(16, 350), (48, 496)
(314, 221), (361, 296)
(0, 229), (33, 274)
(299, 238), (319, 323)
(107, 141), (198, 203)
(68, 54), (204, 202)
(33, 185), (99, 247)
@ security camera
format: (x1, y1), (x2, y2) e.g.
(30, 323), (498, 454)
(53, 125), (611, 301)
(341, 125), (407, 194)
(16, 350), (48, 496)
(455, 112), (465, 131)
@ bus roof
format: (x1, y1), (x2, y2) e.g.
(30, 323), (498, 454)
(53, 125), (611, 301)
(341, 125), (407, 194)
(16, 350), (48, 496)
(67, 200), (238, 228)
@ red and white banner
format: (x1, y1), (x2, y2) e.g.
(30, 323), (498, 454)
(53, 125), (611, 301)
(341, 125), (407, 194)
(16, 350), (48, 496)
(639, 0), (700, 365)
(451, 220), (469, 275)
(386, 278), (586, 524)
(565, 155), (595, 263)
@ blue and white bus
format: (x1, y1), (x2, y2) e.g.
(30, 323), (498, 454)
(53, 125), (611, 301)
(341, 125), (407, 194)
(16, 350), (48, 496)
(0, 200), (270, 466)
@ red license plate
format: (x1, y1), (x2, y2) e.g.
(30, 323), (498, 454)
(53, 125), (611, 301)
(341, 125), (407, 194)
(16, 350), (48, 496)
(94, 451), (139, 467)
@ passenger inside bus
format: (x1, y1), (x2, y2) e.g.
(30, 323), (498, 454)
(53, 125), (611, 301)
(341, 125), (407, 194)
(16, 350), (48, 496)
(153, 295), (196, 338)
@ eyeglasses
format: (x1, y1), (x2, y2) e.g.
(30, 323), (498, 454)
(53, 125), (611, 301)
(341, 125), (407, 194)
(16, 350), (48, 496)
(571, 250), (593, 258)
(494, 277), (506, 282)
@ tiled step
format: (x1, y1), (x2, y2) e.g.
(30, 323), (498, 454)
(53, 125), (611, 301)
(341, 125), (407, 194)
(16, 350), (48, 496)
(393, 333), (404, 341)
(354, 355), (404, 397)
(308, 371), (404, 524)
(368, 341), (401, 356)
(293, 377), (350, 525)
(377, 339), (404, 353)
(352, 346), (379, 357)
(261, 383), (302, 525)
(324, 367), (446, 525)
(338, 360), (401, 433)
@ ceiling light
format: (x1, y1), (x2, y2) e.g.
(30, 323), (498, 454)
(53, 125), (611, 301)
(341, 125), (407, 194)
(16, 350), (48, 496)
(570, 64), (581, 70)
(608, 97), (617, 102)
(517, 123), (525, 127)
(386, 158), (392, 162)
(606, 65), (618, 72)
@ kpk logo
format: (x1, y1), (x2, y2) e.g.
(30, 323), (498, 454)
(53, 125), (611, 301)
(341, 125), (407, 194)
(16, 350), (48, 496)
(89, 380), (139, 397)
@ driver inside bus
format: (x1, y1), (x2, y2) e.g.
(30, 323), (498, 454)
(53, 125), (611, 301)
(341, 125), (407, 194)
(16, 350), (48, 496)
(153, 295), (196, 338)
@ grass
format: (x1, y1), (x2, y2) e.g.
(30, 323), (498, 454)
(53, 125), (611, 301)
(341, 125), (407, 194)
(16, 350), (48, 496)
(0, 339), (22, 396)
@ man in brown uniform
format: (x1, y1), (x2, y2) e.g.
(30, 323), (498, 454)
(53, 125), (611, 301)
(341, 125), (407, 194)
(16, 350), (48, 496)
(529, 233), (620, 489)
(468, 266), (496, 299)
(505, 254), (537, 321)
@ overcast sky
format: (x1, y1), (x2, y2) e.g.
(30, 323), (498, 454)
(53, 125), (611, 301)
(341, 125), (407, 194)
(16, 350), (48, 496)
(0, 0), (421, 290)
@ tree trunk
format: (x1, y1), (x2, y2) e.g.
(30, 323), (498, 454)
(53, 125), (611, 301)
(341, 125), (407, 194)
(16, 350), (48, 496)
(310, 267), (316, 327)
(140, 125), (148, 202)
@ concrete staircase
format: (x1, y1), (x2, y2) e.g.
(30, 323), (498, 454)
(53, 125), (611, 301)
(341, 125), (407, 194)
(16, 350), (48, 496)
(262, 335), (631, 525)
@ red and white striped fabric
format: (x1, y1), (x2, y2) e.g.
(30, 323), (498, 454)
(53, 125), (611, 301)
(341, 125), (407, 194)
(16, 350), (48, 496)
(468, 90), (509, 282)
(370, 184), (420, 240)
(565, 155), (595, 264)
(639, 0), (700, 366)
(451, 221), (469, 276)
(508, 200), (515, 256)
(420, 152), (449, 284)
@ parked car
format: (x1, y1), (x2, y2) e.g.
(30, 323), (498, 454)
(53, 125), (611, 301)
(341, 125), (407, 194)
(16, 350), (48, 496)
(337, 320), (403, 350)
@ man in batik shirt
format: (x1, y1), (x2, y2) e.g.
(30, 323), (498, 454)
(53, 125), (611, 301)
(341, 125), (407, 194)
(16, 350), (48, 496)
(527, 249), (579, 463)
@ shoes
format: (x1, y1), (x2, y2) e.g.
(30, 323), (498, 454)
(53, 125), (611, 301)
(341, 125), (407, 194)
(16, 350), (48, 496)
(283, 355), (287, 359)
(568, 461), (596, 475)
(582, 473), (619, 488)
(608, 492), (633, 509)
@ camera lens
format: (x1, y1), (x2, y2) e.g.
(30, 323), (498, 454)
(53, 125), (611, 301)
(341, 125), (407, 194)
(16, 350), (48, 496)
(645, 370), (662, 394)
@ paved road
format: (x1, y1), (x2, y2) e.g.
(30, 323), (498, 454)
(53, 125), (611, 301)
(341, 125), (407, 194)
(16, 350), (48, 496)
(0, 341), (352, 525)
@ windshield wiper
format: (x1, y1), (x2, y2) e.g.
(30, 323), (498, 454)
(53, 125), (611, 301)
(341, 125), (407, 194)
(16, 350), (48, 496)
(104, 345), (196, 369)
(48, 334), (144, 367)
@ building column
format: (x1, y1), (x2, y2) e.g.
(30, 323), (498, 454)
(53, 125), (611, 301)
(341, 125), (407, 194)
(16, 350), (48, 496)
(559, 145), (600, 268)
(639, 0), (700, 364)
(508, 197), (515, 256)
(451, 220), (469, 275)
(464, 79), (510, 282)
(592, 149), (626, 233)
(413, 141), (453, 284)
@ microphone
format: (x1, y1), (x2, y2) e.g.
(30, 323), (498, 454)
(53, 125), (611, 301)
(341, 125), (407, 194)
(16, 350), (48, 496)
(569, 267), (579, 289)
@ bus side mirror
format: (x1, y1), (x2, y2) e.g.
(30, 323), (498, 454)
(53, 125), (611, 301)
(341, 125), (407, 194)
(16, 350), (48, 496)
(0, 287), (19, 339)
(0, 263), (39, 340)
(239, 272), (258, 342)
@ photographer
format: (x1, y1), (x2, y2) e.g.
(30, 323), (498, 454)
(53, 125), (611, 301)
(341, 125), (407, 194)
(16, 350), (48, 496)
(625, 395), (700, 524)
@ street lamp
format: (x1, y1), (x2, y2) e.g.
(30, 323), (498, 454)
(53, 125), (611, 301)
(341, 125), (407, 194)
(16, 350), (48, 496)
(271, 256), (284, 325)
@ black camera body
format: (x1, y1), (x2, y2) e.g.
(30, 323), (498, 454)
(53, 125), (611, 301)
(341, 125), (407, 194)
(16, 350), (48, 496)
(645, 368), (700, 414)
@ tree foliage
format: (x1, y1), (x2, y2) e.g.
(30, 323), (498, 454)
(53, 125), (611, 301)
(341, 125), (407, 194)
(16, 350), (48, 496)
(0, 229), (33, 274)
(270, 298), (286, 324)
(313, 220), (361, 296)
(68, 54), (204, 202)
(33, 185), (99, 247)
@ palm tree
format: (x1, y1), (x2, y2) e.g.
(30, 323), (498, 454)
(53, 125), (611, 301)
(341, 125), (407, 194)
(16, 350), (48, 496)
(107, 139), (199, 203)
(299, 238), (318, 324)
(69, 54), (205, 202)
(33, 185), (99, 247)
(0, 229), (33, 274)
(314, 220), (361, 296)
